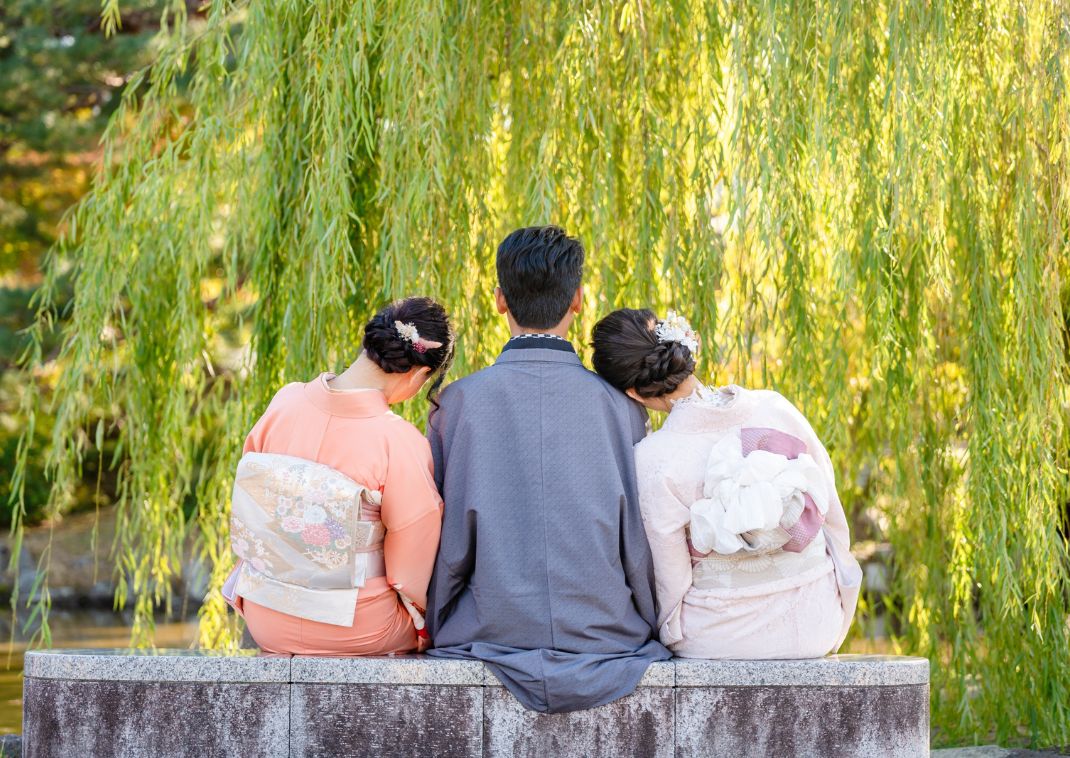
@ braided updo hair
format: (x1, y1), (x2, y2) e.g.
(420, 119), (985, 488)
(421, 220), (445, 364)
(591, 308), (696, 398)
(363, 297), (455, 404)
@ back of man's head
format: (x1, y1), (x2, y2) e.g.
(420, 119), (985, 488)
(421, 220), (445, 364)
(496, 225), (585, 329)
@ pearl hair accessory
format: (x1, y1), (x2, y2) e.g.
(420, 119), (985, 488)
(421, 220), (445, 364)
(394, 320), (443, 354)
(655, 310), (700, 354)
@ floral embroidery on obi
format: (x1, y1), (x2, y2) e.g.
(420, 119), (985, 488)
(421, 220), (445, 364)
(230, 452), (385, 591)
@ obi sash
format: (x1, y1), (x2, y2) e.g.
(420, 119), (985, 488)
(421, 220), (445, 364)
(688, 427), (832, 591)
(226, 452), (386, 626)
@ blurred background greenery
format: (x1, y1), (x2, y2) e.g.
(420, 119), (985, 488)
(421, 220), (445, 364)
(1, 1), (176, 526)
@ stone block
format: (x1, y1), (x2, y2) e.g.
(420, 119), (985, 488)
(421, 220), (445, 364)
(675, 683), (930, 758)
(0, 735), (22, 758)
(19, 650), (932, 757)
(292, 654), (485, 686)
(673, 654), (930, 688)
(482, 685), (674, 758)
(23, 647), (290, 684)
(290, 683), (483, 758)
(22, 678), (289, 758)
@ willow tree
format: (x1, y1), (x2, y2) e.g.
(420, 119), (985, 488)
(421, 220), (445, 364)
(9, 0), (1070, 746)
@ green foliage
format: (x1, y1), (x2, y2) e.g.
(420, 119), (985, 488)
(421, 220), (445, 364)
(8, 0), (1070, 747)
(0, 0), (167, 272)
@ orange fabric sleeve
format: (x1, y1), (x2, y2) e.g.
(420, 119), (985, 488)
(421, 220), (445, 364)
(380, 431), (443, 610)
(243, 411), (270, 454)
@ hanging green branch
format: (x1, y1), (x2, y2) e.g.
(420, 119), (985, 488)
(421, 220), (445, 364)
(9, 0), (1070, 746)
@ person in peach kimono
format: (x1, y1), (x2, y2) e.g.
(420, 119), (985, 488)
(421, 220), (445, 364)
(223, 297), (454, 656)
(591, 308), (862, 660)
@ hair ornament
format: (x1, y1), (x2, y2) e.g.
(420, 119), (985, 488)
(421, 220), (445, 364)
(655, 310), (699, 354)
(394, 320), (443, 354)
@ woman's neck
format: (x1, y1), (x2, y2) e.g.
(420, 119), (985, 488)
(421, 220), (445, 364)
(327, 354), (389, 394)
(648, 375), (702, 412)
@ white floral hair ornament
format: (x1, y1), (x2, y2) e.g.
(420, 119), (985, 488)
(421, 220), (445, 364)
(394, 320), (443, 354)
(655, 310), (700, 354)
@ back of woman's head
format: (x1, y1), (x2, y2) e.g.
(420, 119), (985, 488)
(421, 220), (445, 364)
(591, 308), (696, 398)
(363, 297), (455, 403)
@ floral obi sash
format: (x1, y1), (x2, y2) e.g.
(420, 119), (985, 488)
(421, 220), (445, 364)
(225, 452), (386, 626)
(688, 427), (832, 590)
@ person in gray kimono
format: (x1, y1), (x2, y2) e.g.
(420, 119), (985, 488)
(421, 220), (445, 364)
(425, 225), (671, 714)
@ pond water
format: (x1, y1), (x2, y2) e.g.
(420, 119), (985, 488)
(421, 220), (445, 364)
(0, 610), (199, 735)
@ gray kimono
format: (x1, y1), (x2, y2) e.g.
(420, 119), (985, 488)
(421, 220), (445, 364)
(425, 338), (671, 713)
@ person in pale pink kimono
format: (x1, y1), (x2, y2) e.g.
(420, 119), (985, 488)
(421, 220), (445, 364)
(591, 308), (862, 659)
(224, 297), (454, 656)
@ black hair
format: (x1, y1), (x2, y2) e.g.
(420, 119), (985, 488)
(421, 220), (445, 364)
(591, 308), (696, 398)
(496, 225), (585, 329)
(363, 297), (455, 405)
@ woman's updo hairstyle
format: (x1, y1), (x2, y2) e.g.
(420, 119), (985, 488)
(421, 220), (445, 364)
(591, 308), (696, 398)
(363, 297), (455, 404)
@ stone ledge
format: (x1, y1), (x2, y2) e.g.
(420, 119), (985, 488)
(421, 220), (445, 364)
(292, 655), (485, 685)
(674, 654), (929, 687)
(25, 649), (928, 687)
(23, 648), (290, 683)
(22, 651), (931, 758)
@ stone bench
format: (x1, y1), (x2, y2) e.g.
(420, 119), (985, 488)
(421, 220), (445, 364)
(22, 650), (929, 757)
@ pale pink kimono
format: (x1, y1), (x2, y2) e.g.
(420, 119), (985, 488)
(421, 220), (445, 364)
(634, 385), (862, 660)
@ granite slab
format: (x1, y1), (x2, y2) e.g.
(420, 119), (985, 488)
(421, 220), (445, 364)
(483, 685), (675, 758)
(290, 683), (483, 758)
(20, 650), (932, 757)
(292, 654), (485, 685)
(23, 677), (290, 758)
(23, 648), (290, 683)
(478, 660), (676, 688)
(673, 654), (930, 687)
(675, 682), (930, 758)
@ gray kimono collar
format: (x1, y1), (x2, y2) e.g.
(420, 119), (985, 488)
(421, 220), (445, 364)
(495, 346), (583, 366)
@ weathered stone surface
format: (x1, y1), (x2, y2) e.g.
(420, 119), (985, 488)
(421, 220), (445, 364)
(22, 677), (289, 758)
(0, 735), (22, 758)
(293, 654), (485, 685)
(675, 683), (930, 758)
(482, 685), (674, 758)
(290, 683), (483, 758)
(674, 654), (929, 687)
(20, 651), (931, 757)
(24, 648), (289, 683)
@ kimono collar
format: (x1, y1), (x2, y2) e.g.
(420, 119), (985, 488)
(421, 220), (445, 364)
(501, 334), (576, 354)
(303, 373), (391, 418)
(495, 338), (582, 366)
(661, 384), (756, 433)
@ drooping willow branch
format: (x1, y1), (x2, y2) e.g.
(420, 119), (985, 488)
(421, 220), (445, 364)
(10, 0), (1070, 746)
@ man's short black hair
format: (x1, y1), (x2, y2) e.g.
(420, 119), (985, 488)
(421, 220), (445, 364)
(496, 225), (585, 329)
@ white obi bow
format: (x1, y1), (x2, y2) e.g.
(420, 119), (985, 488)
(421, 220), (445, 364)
(689, 434), (830, 555)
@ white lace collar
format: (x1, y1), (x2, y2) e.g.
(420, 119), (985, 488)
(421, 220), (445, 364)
(672, 383), (738, 409)
(663, 384), (754, 432)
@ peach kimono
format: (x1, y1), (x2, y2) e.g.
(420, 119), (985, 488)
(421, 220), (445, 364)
(226, 373), (443, 655)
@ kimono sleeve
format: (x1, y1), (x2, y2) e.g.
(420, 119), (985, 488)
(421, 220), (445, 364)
(424, 398), (476, 637)
(635, 442), (693, 645)
(618, 400), (660, 631)
(767, 392), (862, 602)
(381, 430), (443, 611)
(243, 415), (267, 454)
(242, 384), (299, 454)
